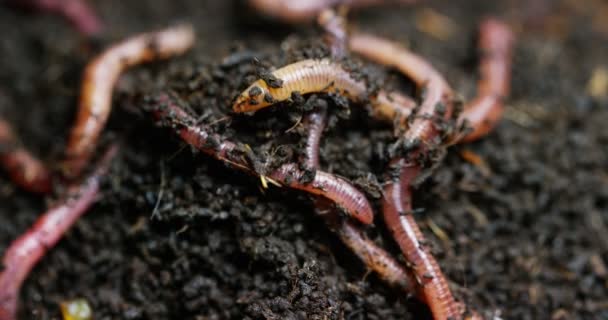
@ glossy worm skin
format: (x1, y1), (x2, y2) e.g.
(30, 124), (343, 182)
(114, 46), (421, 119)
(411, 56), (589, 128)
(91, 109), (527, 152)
(350, 34), (477, 320)
(10, 0), (103, 36)
(459, 18), (514, 142)
(152, 93), (373, 225)
(233, 59), (415, 124)
(63, 25), (195, 179)
(0, 144), (117, 320)
(0, 120), (52, 193)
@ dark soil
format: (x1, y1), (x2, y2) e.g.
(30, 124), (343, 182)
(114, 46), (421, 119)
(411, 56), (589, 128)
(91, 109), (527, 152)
(1, 0), (607, 319)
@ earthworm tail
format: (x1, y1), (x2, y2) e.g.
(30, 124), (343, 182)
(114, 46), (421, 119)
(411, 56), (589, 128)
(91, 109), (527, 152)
(63, 25), (195, 179)
(0, 144), (118, 320)
(0, 119), (52, 194)
(459, 18), (514, 142)
(152, 93), (373, 225)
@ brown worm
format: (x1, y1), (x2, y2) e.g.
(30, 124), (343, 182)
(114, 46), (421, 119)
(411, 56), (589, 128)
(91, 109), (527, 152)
(0, 144), (117, 320)
(459, 18), (515, 142)
(151, 93), (373, 225)
(349, 33), (478, 320)
(63, 25), (195, 179)
(232, 59), (415, 124)
(0, 119), (52, 194)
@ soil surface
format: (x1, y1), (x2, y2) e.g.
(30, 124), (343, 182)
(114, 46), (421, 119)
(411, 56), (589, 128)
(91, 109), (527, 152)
(1, 0), (607, 319)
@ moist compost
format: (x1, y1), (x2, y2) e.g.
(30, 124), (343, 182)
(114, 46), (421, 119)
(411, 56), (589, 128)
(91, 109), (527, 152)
(1, 0), (607, 319)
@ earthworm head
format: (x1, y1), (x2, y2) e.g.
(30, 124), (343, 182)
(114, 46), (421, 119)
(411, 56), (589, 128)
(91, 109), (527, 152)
(232, 82), (273, 113)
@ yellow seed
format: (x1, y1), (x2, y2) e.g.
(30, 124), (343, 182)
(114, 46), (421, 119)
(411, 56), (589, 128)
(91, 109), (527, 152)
(260, 175), (268, 189)
(60, 299), (92, 320)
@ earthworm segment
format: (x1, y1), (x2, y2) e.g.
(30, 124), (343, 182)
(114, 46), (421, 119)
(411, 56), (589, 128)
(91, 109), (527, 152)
(0, 144), (118, 320)
(63, 24), (195, 179)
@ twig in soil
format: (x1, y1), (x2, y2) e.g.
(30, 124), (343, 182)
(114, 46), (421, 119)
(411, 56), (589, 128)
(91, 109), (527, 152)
(149, 92), (374, 225)
(0, 144), (118, 320)
(8, 0), (103, 36)
(63, 24), (195, 179)
(0, 118), (52, 194)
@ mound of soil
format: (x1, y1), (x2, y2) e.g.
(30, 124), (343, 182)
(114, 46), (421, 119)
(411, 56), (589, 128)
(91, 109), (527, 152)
(1, 0), (607, 319)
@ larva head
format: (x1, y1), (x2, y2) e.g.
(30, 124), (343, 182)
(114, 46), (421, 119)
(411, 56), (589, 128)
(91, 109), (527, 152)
(232, 82), (274, 113)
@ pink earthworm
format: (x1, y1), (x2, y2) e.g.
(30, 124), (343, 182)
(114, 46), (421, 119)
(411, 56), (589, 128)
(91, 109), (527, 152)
(0, 144), (118, 320)
(151, 93), (373, 225)
(63, 25), (195, 179)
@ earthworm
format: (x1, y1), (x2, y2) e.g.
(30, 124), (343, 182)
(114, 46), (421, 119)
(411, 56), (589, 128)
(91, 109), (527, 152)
(63, 25), (195, 179)
(301, 106), (328, 169)
(349, 33), (477, 320)
(349, 32), (455, 149)
(0, 144), (118, 320)
(318, 8), (348, 58)
(0, 119), (52, 194)
(302, 106), (414, 291)
(321, 205), (414, 290)
(150, 93), (373, 225)
(458, 18), (514, 142)
(232, 59), (415, 124)
(9, 0), (103, 36)
(248, 0), (415, 22)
